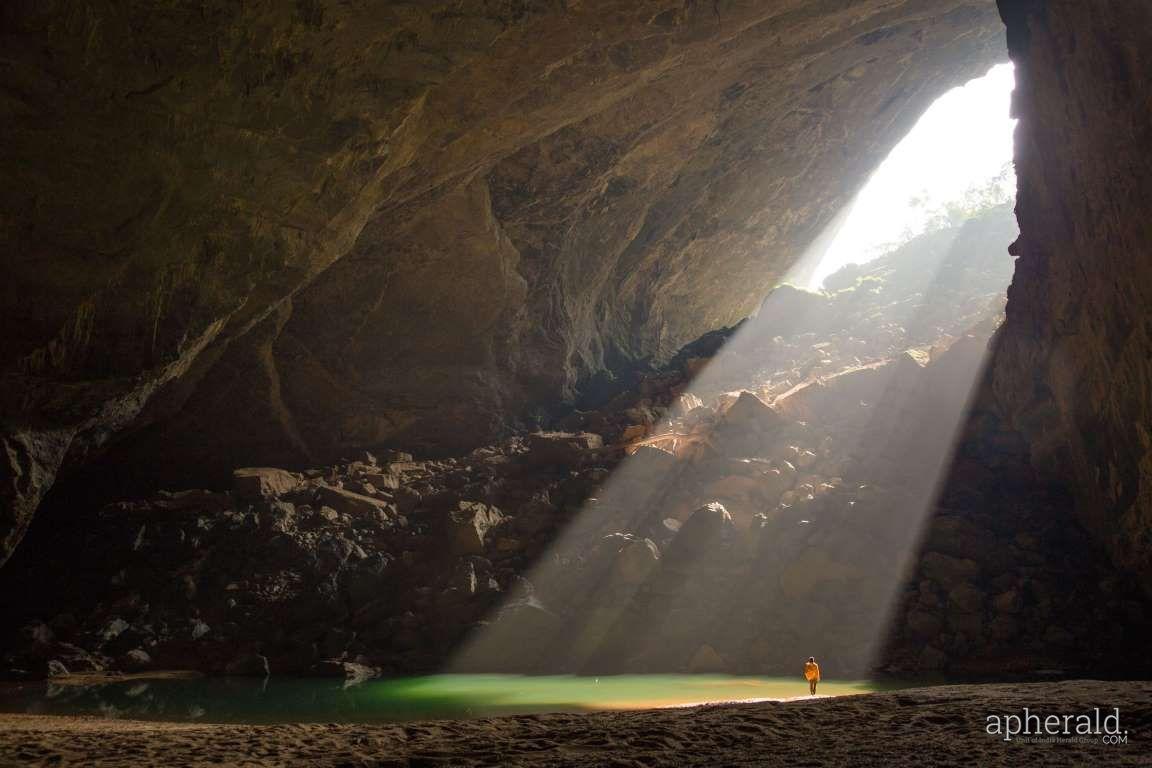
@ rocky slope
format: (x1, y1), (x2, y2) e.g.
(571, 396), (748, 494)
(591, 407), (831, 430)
(8, 207), (1148, 681)
(986, 0), (1152, 596)
(0, 0), (1006, 564)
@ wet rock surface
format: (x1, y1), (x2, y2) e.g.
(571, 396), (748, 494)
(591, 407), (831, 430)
(7, 206), (1148, 680)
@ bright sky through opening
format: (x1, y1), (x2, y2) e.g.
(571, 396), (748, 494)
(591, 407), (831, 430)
(807, 63), (1016, 289)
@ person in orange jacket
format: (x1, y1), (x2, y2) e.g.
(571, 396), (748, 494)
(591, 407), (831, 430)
(804, 656), (820, 695)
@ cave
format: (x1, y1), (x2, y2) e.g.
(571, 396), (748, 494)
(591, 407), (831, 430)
(2, 0), (1151, 764)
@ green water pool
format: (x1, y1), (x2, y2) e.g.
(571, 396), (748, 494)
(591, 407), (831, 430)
(0, 674), (910, 724)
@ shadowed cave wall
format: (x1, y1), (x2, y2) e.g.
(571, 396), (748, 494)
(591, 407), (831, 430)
(880, 0), (1152, 673)
(989, 0), (1152, 593)
(0, 0), (1007, 563)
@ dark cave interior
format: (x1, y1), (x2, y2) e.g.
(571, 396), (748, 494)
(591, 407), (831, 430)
(1, 0), (1151, 708)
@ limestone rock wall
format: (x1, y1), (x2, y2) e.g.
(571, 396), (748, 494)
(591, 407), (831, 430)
(0, 0), (1005, 561)
(990, 0), (1152, 592)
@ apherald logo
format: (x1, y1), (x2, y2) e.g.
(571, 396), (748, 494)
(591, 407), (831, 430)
(985, 708), (1128, 743)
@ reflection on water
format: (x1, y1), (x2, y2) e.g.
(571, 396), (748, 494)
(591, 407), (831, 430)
(0, 675), (910, 724)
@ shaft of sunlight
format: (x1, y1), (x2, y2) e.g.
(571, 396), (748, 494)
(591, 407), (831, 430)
(450, 62), (1019, 680)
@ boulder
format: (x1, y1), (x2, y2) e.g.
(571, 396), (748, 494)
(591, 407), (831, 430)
(700, 476), (766, 530)
(342, 553), (394, 607)
(362, 472), (401, 490)
(623, 405), (658, 427)
(100, 618), (130, 642)
(233, 468), (301, 501)
(316, 485), (395, 520)
(759, 468), (795, 502)
(794, 450), (818, 469)
(261, 501), (298, 533)
(494, 536), (522, 552)
(309, 659), (380, 683)
(447, 501), (505, 555)
(627, 445), (678, 482)
(527, 432), (604, 466)
(750, 284), (834, 338)
(664, 502), (734, 565)
(610, 536), (661, 585)
(314, 506), (340, 525)
(720, 391), (786, 433)
(49, 643), (106, 674)
(23, 622), (53, 645)
(671, 392), (705, 416)
(450, 559), (479, 595)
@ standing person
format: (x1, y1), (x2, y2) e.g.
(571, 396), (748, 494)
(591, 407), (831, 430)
(804, 656), (820, 695)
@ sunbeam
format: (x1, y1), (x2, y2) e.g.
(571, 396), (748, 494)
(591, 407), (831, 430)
(452, 63), (1020, 679)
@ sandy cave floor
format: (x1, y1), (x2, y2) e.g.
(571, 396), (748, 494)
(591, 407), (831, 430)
(1, 680), (1150, 767)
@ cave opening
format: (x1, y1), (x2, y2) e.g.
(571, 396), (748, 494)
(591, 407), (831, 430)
(802, 62), (1017, 289)
(449, 64), (1022, 679)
